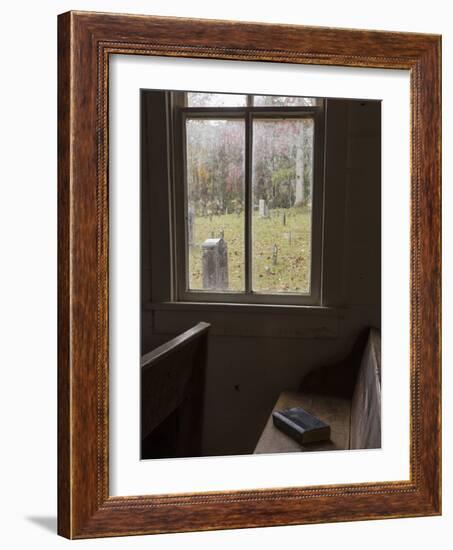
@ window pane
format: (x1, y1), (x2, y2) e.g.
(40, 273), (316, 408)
(186, 119), (245, 291)
(187, 92), (247, 107)
(253, 95), (317, 107)
(252, 118), (314, 293)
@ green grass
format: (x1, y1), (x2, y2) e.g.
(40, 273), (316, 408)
(189, 207), (312, 293)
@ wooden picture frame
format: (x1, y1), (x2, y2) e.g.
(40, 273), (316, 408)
(58, 10), (441, 539)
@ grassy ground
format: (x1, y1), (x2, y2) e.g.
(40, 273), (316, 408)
(189, 207), (311, 293)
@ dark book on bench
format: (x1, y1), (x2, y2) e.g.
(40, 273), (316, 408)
(272, 407), (331, 445)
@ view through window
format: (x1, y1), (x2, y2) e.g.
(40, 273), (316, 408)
(184, 92), (320, 298)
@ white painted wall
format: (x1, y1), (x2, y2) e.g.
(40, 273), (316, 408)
(145, 99), (382, 456)
(0, 0), (451, 548)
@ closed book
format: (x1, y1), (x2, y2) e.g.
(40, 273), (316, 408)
(272, 407), (331, 444)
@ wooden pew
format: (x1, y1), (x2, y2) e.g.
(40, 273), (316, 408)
(254, 328), (381, 454)
(141, 322), (210, 459)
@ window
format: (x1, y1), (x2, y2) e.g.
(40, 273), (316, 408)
(173, 92), (324, 305)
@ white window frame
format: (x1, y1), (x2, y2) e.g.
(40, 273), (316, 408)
(172, 93), (325, 306)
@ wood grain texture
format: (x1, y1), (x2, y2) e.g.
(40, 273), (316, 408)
(254, 390), (350, 454)
(350, 329), (381, 450)
(57, 11), (71, 537)
(57, 10), (441, 538)
(141, 322), (209, 451)
(255, 329), (381, 454)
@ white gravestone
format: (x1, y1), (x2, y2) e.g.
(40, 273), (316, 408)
(259, 199), (269, 218)
(202, 238), (229, 290)
(294, 146), (305, 207)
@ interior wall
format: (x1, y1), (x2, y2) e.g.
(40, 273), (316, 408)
(142, 97), (381, 456)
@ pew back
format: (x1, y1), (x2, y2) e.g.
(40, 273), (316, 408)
(141, 322), (210, 458)
(350, 329), (381, 449)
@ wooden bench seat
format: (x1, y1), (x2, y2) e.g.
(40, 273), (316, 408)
(254, 328), (381, 454)
(254, 390), (350, 453)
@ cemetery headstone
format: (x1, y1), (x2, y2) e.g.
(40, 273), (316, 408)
(272, 244), (278, 266)
(259, 199), (269, 218)
(294, 146), (305, 207)
(202, 238), (229, 290)
(187, 205), (194, 246)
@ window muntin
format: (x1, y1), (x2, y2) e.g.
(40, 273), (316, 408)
(178, 93), (323, 305)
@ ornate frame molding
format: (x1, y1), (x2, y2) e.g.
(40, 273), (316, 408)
(58, 11), (441, 538)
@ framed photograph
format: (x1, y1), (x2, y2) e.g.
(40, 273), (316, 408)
(58, 11), (441, 538)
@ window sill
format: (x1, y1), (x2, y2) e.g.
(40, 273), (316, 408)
(145, 301), (344, 339)
(146, 300), (341, 315)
